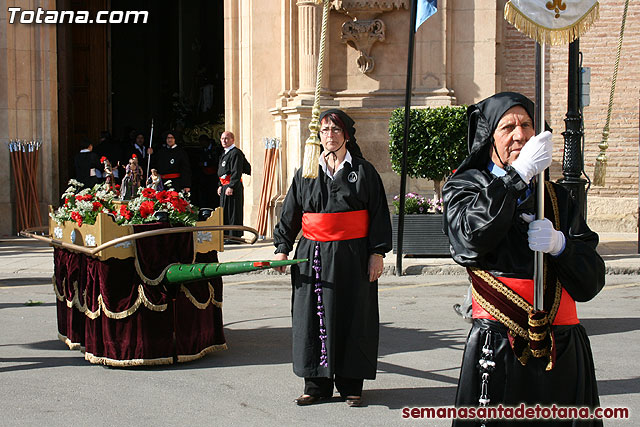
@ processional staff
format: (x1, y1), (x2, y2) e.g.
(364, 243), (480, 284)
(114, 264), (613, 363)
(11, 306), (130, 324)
(146, 118), (154, 182)
(504, 0), (600, 310)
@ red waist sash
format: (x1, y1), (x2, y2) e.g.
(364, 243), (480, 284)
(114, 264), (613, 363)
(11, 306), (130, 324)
(472, 276), (579, 325)
(302, 210), (369, 242)
(161, 173), (181, 179)
(219, 175), (241, 185)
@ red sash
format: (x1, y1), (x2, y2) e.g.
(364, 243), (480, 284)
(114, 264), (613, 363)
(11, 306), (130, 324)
(219, 175), (242, 186)
(302, 210), (369, 242)
(472, 276), (579, 325)
(161, 173), (180, 179)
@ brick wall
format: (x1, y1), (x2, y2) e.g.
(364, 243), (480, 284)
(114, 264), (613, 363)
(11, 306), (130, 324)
(503, 0), (639, 199)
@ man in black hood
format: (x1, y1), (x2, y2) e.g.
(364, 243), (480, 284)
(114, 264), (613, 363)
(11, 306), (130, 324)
(443, 92), (604, 426)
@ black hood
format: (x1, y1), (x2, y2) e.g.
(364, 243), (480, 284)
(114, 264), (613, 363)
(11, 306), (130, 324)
(455, 92), (543, 174)
(318, 109), (364, 159)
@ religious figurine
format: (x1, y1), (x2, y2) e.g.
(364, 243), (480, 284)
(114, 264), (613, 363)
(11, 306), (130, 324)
(146, 168), (164, 192)
(120, 154), (144, 199)
(100, 156), (115, 188)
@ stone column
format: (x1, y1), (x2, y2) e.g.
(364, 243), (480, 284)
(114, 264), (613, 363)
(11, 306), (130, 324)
(296, 0), (328, 100)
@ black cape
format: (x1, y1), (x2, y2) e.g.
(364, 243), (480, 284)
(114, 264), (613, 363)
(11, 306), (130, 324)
(442, 91), (605, 426)
(218, 146), (245, 236)
(273, 155), (392, 379)
(74, 151), (102, 188)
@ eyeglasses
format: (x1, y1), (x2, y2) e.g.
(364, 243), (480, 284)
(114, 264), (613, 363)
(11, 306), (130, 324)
(320, 127), (343, 135)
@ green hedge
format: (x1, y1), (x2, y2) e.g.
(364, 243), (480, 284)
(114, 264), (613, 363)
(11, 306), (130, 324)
(388, 106), (467, 182)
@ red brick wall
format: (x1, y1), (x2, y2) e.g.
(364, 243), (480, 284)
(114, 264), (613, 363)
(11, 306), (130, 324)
(502, 0), (639, 199)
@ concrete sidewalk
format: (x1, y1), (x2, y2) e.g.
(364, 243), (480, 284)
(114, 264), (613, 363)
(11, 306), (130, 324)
(1, 232), (639, 282)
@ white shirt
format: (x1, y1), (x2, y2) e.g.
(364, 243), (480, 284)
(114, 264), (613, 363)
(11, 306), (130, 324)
(319, 150), (352, 180)
(224, 144), (236, 154)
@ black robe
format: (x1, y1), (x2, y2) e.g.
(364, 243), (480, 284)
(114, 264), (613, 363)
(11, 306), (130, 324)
(217, 147), (245, 237)
(443, 167), (605, 426)
(74, 150), (102, 188)
(273, 156), (392, 379)
(154, 145), (192, 192)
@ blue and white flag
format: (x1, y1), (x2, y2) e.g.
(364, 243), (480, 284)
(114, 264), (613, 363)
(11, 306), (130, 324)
(416, 0), (437, 32)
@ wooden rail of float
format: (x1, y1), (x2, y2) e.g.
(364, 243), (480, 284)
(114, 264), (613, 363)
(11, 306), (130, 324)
(19, 225), (259, 257)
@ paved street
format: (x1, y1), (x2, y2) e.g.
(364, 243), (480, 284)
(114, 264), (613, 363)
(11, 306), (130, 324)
(1, 243), (639, 426)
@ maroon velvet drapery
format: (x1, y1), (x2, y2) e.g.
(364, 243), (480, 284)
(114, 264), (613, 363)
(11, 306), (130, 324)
(53, 222), (226, 366)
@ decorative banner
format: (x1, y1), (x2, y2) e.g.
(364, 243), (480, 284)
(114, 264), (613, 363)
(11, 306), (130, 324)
(416, 0), (438, 31)
(504, 0), (599, 45)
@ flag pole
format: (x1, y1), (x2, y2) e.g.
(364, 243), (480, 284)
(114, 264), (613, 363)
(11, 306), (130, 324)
(533, 42), (545, 311)
(396, 0), (419, 277)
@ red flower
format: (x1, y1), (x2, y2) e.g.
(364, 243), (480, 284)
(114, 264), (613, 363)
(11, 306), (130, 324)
(100, 156), (107, 163)
(142, 188), (157, 199)
(139, 200), (155, 218)
(132, 153), (137, 159)
(115, 184), (121, 190)
(71, 211), (83, 226)
(76, 194), (92, 202)
(156, 191), (170, 203)
(168, 191), (179, 199)
(64, 197), (70, 206)
(119, 204), (133, 220)
(170, 197), (189, 213)
(92, 201), (102, 211)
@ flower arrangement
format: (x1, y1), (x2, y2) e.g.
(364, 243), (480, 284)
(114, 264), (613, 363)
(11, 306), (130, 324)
(50, 180), (119, 226)
(50, 179), (198, 227)
(392, 192), (443, 215)
(115, 186), (198, 226)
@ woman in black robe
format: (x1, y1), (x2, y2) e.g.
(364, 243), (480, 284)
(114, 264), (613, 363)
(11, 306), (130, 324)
(273, 109), (392, 407)
(443, 92), (604, 426)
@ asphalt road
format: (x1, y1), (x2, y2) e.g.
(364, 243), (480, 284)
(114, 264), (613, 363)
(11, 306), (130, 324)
(1, 273), (638, 426)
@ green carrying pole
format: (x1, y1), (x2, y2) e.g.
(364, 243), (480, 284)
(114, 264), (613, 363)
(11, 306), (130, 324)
(164, 259), (308, 283)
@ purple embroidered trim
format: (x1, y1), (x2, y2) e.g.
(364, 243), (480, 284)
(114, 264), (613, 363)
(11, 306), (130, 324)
(313, 242), (328, 367)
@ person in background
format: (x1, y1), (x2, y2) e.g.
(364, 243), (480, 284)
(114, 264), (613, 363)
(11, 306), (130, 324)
(150, 131), (191, 193)
(74, 137), (102, 188)
(217, 131), (246, 240)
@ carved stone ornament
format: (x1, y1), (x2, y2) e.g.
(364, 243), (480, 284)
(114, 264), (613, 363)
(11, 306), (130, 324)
(332, 0), (407, 74)
(341, 19), (386, 73)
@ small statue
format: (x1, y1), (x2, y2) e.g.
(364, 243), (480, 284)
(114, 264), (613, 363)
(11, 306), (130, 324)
(100, 156), (115, 188)
(120, 154), (144, 199)
(146, 168), (164, 192)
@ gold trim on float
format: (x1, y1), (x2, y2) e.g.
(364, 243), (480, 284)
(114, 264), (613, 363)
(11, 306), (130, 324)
(84, 351), (174, 367)
(180, 283), (223, 309)
(176, 343), (228, 363)
(58, 332), (84, 352)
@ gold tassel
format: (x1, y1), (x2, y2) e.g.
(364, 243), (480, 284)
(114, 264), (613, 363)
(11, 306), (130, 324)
(302, 106), (322, 178)
(301, 0), (330, 179)
(593, 130), (609, 186)
(504, 1), (599, 46)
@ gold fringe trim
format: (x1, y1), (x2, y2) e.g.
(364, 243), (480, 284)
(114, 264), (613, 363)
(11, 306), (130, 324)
(132, 235), (196, 286)
(180, 283), (223, 310)
(58, 332), (85, 352)
(177, 343), (228, 363)
(504, 1), (599, 46)
(55, 277), (223, 320)
(84, 351), (174, 367)
(53, 276), (65, 302)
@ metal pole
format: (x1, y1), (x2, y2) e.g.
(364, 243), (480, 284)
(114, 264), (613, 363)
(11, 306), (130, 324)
(533, 42), (545, 311)
(396, 0), (419, 277)
(558, 40), (587, 217)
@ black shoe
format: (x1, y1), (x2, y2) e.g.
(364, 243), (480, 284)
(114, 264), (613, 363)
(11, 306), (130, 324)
(294, 395), (329, 406)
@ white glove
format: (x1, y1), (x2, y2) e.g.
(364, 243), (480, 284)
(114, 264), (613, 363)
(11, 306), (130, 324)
(521, 214), (565, 256)
(510, 131), (553, 184)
